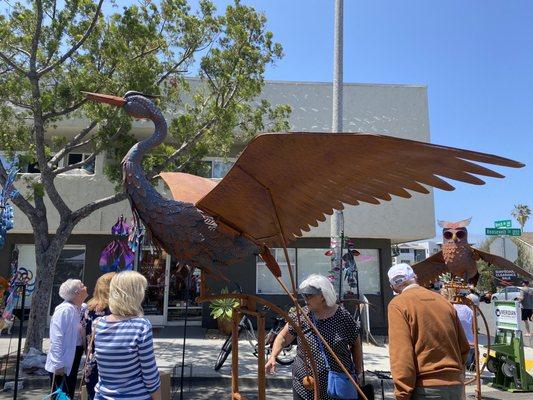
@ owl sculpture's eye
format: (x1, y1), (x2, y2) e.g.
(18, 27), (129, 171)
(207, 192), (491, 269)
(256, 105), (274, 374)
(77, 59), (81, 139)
(444, 231), (454, 240)
(456, 231), (466, 239)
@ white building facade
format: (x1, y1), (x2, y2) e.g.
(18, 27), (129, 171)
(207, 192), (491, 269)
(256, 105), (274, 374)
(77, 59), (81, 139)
(1, 80), (436, 333)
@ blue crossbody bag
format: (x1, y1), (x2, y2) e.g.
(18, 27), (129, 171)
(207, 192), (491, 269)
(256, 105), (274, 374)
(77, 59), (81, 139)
(311, 313), (358, 399)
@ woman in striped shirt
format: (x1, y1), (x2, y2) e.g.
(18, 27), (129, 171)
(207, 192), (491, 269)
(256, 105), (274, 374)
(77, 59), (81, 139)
(93, 271), (161, 400)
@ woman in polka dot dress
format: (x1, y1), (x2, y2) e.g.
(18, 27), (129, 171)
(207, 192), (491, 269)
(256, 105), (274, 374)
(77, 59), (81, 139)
(266, 274), (363, 400)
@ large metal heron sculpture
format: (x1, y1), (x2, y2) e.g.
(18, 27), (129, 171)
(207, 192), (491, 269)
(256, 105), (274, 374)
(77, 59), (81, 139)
(84, 90), (524, 398)
(84, 90), (524, 278)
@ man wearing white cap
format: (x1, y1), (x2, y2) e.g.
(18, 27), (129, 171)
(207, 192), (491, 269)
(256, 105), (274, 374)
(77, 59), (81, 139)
(387, 263), (470, 400)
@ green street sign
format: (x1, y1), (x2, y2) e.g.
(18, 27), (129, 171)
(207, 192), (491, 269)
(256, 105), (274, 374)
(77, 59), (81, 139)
(486, 228), (521, 236)
(494, 220), (512, 229)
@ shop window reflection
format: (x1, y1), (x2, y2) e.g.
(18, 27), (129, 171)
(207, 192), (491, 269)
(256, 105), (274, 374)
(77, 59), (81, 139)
(167, 261), (202, 322)
(138, 249), (166, 315)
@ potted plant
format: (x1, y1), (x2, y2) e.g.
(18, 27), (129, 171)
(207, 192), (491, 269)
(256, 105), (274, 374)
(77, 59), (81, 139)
(209, 288), (239, 334)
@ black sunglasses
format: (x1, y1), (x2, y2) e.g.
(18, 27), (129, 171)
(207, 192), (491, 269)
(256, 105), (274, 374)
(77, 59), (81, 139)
(444, 230), (466, 240)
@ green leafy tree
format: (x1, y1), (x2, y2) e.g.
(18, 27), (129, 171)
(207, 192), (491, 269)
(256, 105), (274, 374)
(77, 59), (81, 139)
(476, 238), (497, 293)
(511, 204), (531, 232)
(0, 0), (289, 351)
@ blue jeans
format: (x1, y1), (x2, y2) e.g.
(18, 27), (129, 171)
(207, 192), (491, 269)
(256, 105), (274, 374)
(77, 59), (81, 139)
(465, 348), (475, 370)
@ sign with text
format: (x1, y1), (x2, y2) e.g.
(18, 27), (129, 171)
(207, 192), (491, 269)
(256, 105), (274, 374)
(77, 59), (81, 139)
(494, 220), (512, 229)
(494, 300), (520, 331)
(495, 269), (518, 281)
(486, 228), (521, 236)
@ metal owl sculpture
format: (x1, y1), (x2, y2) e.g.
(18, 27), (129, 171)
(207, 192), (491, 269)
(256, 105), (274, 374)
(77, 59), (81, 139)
(83, 91), (525, 277)
(412, 218), (533, 286)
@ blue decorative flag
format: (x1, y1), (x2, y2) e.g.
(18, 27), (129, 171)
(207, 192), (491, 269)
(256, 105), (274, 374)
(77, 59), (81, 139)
(0, 156), (19, 249)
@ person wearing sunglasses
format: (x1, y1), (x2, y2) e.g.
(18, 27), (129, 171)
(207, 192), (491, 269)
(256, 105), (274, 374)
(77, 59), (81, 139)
(266, 274), (362, 400)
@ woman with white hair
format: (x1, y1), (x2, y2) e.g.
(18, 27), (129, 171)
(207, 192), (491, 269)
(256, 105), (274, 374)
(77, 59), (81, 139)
(266, 274), (363, 400)
(45, 278), (88, 398)
(92, 271), (161, 400)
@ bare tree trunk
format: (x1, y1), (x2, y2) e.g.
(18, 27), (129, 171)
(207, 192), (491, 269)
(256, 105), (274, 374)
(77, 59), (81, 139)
(24, 221), (74, 352)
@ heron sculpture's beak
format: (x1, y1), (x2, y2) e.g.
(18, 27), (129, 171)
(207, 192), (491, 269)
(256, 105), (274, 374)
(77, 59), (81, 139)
(82, 92), (126, 107)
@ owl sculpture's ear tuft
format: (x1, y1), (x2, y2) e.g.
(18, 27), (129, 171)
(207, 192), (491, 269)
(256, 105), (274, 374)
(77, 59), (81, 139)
(455, 217), (472, 228)
(438, 217), (472, 229)
(438, 220), (450, 229)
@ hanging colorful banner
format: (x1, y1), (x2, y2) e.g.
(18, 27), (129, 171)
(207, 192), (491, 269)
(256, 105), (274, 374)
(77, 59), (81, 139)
(0, 156), (19, 249)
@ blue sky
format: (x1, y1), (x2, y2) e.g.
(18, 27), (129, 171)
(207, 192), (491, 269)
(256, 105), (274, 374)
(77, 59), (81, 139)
(77, 1), (533, 237)
(204, 0), (532, 237)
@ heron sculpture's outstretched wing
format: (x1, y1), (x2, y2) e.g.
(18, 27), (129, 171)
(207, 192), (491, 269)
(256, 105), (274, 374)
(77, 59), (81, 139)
(411, 251), (449, 286)
(473, 248), (533, 280)
(161, 132), (524, 247)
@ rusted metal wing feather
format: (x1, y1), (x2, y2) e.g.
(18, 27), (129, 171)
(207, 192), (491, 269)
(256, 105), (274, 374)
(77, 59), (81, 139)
(162, 132), (523, 247)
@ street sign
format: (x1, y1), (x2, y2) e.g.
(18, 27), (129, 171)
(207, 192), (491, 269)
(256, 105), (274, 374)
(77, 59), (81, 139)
(494, 220), (512, 229)
(495, 269), (518, 281)
(485, 228), (521, 236)
(489, 237), (519, 262)
(494, 300), (520, 331)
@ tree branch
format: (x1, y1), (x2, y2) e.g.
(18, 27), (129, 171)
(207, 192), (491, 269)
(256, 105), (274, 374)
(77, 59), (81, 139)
(51, 137), (97, 167)
(43, 98), (88, 120)
(29, 76), (72, 218)
(0, 66), (13, 75)
(71, 191), (127, 225)
(0, 52), (27, 75)
(41, 171), (71, 217)
(49, 121), (98, 167)
(52, 126), (125, 176)
(53, 152), (97, 175)
(38, 0), (104, 76)
(157, 46), (196, 85)
(0, 97), (33, 110)
(147, 118), (216, 179)
(8, 45), (31, 58)
(131, 43), (163, 61)
(29, 0), (44, 71)
(0, 160), (37, 218)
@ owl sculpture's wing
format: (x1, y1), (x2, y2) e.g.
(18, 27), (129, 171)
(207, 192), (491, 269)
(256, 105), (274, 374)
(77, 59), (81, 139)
(161, 132), (523, 247)
(411, 251), (449, 286)
(472, 248), (533, 280)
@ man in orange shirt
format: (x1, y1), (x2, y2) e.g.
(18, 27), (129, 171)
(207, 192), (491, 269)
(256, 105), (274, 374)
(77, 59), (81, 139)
(387, 264), (470, 400)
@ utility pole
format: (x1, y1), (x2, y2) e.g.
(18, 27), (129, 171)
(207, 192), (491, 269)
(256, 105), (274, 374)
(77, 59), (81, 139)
(331, 0), (344, 296)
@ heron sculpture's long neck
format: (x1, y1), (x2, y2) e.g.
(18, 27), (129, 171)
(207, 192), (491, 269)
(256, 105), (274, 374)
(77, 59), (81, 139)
(125, 109), (167, 165)
(122, 106), (168, 207)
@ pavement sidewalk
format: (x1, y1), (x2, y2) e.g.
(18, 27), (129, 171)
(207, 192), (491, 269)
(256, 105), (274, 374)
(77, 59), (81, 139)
(0, 327), (532, 397)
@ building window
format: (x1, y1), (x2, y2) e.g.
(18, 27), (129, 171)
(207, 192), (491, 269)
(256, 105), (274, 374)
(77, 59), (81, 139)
(66, 153), (95, 174)
(136, 248), (166, 316)
(400, 260), (411, 265)
(297, 248), (330, 284)
(0, 153), (40, 173)
(27, 162), (41, 173)
(399, 248), (410, 254)
(256, 248), (382, 296)
(50, 248), (86, 314)
(212, 161), (233, 179)
(413, 249), (426, 262)
(353, 249), (381, 296)
(197, 158), (235, 179)
(256, 248), (296, 294)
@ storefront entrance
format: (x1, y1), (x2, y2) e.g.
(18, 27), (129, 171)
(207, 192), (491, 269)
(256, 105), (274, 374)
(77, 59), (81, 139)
(135, 248), (202, 326)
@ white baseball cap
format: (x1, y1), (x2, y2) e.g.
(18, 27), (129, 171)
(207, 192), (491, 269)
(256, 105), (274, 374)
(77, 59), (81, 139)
(388, 263), (416, 286)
